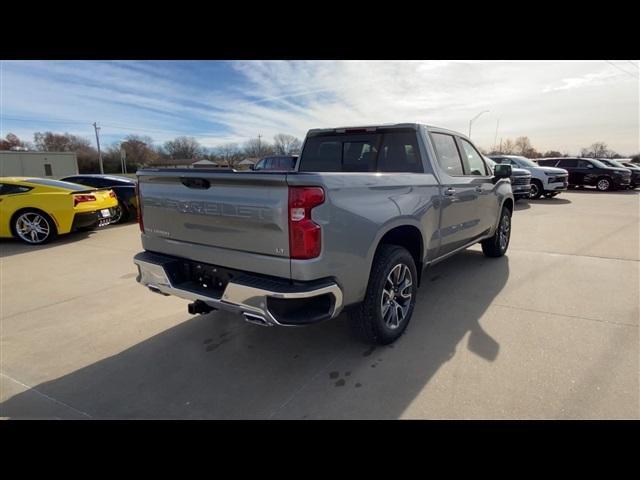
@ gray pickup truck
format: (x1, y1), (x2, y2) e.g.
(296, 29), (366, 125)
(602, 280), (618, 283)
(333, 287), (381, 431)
(134, 123), (513, 344)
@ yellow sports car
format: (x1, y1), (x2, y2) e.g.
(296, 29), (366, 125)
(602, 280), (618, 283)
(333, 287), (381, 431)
(0, 177), (119, 245)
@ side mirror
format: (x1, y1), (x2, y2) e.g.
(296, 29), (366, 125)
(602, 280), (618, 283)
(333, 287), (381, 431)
(493, 163), (512, 180)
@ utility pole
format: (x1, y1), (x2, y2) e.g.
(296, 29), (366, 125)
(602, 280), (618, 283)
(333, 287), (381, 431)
(494, 118), (500, 152)
(257, 134), (262, 158)
(120, 148), (127, 174)
(93, 122), (104, 174)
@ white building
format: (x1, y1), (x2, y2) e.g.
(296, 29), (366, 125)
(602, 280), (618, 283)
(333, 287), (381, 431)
(0, 151), (78, 178)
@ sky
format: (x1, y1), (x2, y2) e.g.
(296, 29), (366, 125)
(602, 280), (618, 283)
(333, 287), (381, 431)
(1, 60), (638, 155)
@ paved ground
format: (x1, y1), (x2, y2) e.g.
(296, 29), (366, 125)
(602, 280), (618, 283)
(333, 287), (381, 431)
(1, 188), (638, 419)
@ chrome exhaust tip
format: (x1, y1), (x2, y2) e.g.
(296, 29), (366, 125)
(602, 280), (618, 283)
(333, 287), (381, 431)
(147, 285), (169, 296)
(243, 313), (271, 327)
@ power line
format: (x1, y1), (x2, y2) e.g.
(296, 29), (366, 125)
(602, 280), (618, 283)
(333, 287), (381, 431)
(2, 114), (223, 138)
(604, 60), (639, 79)
(627, 60), (640, 70)
(2, 115), (91, 126)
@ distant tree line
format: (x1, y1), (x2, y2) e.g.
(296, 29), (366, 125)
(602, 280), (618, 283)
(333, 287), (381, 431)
(1, 132), (638, 174)
(486, 136), (637, 161)
(0, 132), (303, 173)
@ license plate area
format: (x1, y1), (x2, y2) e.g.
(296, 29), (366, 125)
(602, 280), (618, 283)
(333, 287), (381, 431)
(165, 260), (239, 299)
(101, 209), (111, 218)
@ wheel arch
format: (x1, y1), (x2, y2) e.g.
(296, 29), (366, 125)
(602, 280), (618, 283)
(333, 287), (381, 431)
(9, 207), (59, 239)
(369, 224), (424, 286)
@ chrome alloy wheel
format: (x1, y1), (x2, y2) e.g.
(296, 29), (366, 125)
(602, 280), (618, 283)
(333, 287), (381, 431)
(15, 212), (51, 244)
(498, 213), (511, 251)
(597, 178), (610, 191)
(529, 182), (539, 198)
(381, 263), (413, 329)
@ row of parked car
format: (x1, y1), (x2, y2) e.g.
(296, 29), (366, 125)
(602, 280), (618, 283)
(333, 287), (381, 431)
(250, 154), (640, 201)
(492, 155), (639, 196)
(2, 152), (638, 246)
(0, 174), (138, 245)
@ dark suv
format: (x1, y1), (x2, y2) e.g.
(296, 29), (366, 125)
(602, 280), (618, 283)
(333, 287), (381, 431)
(536, 157), (631, 191)
(253, 155), (298, 171)
(597, 159), (640, 189)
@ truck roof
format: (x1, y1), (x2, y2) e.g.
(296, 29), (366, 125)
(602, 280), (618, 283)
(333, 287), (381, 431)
(306, 123), (467, 139)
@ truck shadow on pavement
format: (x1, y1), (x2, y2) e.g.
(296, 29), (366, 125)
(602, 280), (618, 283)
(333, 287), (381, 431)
(0, 249), (508, 419)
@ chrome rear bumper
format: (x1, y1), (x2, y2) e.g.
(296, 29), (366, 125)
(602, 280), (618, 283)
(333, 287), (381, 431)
(133, 252), (343, 326)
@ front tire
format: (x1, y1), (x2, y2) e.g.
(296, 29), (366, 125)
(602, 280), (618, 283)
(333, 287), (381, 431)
(529, 180), (543, 199)
(349, 245), (418, 345)
(12, 209), (58, 245)
(481, 207), (511, 257)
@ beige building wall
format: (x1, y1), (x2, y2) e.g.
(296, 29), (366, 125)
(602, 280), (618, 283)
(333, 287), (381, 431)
(0, 151), (79, 178)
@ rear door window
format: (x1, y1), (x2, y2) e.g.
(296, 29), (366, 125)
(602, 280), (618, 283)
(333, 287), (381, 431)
(377, 132), (423, 173)
(578, 160), (593, 169)
(557, 159), (577, 168)
(431, 133), (464, 176)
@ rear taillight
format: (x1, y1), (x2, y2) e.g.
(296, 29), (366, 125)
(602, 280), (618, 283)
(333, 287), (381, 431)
(135, 182), (144, 232)
(109, 190), (116, 198)
(73, 194), (96, 207)
(288, 186), (324, 259)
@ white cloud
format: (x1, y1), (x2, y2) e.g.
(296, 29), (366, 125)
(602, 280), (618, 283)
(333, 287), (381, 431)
(2, 60), (638, 154)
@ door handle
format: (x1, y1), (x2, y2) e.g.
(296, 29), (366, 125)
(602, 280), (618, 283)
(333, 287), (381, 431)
(475, 186), (483, 192)
(444, 187), (456, 196)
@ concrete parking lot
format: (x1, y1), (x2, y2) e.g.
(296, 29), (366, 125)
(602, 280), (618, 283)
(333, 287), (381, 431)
(1, 189), (638, 419)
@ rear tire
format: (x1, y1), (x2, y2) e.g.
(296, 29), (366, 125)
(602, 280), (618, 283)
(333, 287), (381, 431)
(481, 207), (511, 258)
(349, 245), (418, 345)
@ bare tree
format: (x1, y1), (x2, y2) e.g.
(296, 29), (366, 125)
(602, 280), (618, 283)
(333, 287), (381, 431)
(33, 131), (99, 173)
(214, 143), (244, 167)
(163, 136), (204, 160)
(543, 150), (563, 158)
(0, 133), (26, 150)
(514, 136), (531, 156)
(243, 137), (274, 158)
(502, 139), (515, 154)
(273, 134), (302, 155)
(33, 131), (92, 152)
(119, 135), (159, 168)
(580, 142), (611, 158)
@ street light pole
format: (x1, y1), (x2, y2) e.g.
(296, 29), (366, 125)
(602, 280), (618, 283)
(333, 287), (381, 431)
(468, 110), (490, 139)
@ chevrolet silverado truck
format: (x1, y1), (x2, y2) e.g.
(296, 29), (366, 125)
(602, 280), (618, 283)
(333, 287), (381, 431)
(133, 124), (514, 344)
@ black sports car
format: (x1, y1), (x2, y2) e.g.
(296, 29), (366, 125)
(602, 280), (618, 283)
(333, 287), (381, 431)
(60, 174), (138, 223)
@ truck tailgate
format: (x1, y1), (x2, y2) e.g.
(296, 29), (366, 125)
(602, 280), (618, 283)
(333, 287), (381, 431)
(138, 169), (291, 275)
